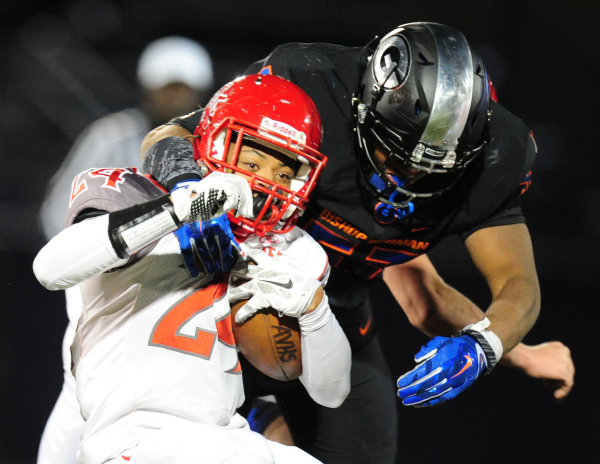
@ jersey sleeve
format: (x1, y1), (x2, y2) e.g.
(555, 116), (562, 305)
(244, 45), (295, 80)
(64, 167), (165, 230)
(458, 197), (525, 241)
(458, 101), (537, 241)
(244, 43), (362, 84)
(167, 109), (203, 135)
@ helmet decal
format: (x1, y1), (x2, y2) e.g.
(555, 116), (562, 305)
(258, 117), (307, 147)
(201, 81), (234, 132)
(372, 34), (410, 90)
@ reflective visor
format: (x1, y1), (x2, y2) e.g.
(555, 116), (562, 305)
(420, 23), (473, 152)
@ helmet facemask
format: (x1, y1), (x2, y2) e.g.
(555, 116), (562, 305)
(356, 107), (472, 212)
(195, 116), (325, 236)
(355, 22), (491, 215)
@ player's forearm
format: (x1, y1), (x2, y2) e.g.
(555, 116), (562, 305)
(383, 259), (483, 337)
(484, 275), (540, 353)
(383, 258), (538, 359)
(298, 294), (351, 408)
(417, 282), (485, 337)
(425, 283), (537, 361)
(463, 224), (540, 355)
(34, 194), (185, 290)
(33, 215), (128, 290)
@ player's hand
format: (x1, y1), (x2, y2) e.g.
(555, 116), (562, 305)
(170, 172), (253, 223)
(501, 342), (574, 401)
(174, 215), (241, 276)
(229, 250), (321, 323)
(397, 335), (487, 407)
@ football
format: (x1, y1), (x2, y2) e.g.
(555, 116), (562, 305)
(231, 300), (302, 381)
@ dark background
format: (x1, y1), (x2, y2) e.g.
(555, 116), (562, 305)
(1, 1), (598, 463)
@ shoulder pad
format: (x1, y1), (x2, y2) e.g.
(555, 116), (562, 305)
(64, 168), (164, 229)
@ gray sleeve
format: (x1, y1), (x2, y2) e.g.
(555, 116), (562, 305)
(141, 136), (203, 190)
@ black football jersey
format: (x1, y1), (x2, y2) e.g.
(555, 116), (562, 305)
(171, 43), (536, 304)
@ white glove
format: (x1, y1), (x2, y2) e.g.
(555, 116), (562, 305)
(170, 171), (254, 223)
(230, 249), (322, 324)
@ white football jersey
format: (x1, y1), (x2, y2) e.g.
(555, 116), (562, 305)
(66, 168), (329, 464)
(239, 228), (330, 283)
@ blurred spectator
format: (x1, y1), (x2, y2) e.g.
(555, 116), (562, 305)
(39, 36), (213, 238)
(36, 36), (214, 464)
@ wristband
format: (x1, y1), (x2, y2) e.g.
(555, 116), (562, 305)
(458, 317), (503, 373)
(108, 195), (181, 258)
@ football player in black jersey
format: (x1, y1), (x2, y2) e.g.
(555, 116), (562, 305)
(139, 22), (574, 464)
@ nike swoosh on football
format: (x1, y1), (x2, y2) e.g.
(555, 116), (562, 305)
(263, 279), (294, 289)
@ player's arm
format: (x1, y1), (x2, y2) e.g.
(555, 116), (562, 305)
(33, 193), (183, 290)
(391, 226), (573, 405)
(34, 172), (251, 290)
(383, 253), (483, 337)
(297, 288), (351, 408)
(230, 250), (351, 408)
(384, 254), (574, 396)
(462, 223), (574, 400)
(464, 223), (540, 353)
(34, 213), (127, 290)
(140, 108), (204, 190)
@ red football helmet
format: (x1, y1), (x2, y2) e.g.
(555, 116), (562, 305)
(193, 74), (326, 236)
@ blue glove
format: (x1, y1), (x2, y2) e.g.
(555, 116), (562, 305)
(397, 334), (487, 407)
(174, 214), (241, 276)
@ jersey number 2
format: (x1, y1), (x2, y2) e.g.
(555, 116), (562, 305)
(149, 280), (233, 359)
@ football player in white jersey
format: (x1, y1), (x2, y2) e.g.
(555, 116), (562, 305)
(33, 75), (351, 464)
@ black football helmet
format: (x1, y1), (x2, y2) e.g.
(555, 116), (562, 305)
(355, 22), (491, 216)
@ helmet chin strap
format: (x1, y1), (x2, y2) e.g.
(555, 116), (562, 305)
(373, 192), (415, 224)
(253, 193), (271, 219)
(252, 192), (281, 230)
(368, 171), (409, 192)
(387, 189), (415, 217)
(368, 172), (415, 222)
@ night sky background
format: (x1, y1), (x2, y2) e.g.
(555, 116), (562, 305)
(1, 1), (598, 462)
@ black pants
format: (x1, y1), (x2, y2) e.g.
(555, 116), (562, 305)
(238, 298), (398, 464)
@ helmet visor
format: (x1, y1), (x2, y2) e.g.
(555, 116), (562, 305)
(420, 23), (473, 152)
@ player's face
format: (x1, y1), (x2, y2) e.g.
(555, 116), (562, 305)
(373, 144), (427, 187)
(227, 140), (296, 189)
